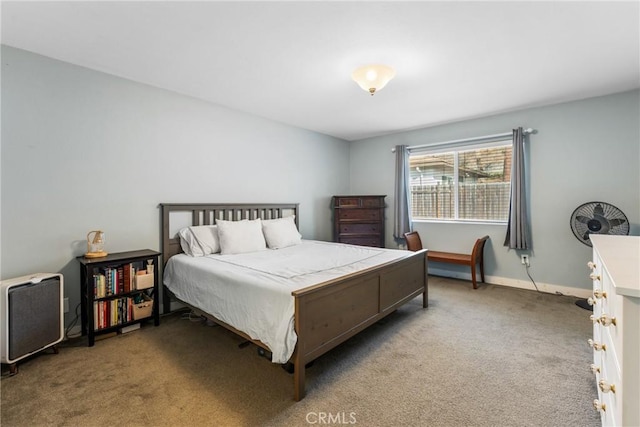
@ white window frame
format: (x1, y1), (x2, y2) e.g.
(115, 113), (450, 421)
(409, 139), (512, 224)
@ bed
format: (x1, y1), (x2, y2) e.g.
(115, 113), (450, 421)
(160, 203), (428, 401)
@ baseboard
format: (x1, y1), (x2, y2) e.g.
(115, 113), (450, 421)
(428, 267), (592, 298)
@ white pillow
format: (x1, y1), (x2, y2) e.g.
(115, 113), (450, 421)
(262, 216), (302, 249)
(178, 225), (220, 257)
(216, 219), (267, 255)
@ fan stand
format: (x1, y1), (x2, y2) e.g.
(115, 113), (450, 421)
(575, 298), (592, 311)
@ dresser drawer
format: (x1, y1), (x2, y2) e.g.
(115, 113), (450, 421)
(339, 223), (382, 234)
(338, 209), (381, 221)
(597, 384), (617, 427)
(334, 196), (385, 208)
(600, 268), (616, 318)
(338, 236), (383, 247)
(362, 197), (384, 208)
(336, 197), (362, 207)
(590, 258), (608, 318)
(599, 336), (621, 427)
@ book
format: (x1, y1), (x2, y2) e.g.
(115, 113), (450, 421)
(118, 266), (124, 294)
(94, 302), (99, 329)
(123, 263), (131, 293)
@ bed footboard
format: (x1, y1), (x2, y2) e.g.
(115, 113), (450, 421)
(291, 249), (428, 401)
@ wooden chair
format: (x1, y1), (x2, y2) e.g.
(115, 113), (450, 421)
(404, 232), (489, 289)
(404, 231), (424, 252)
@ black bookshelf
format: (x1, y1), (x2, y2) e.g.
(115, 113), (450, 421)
(77, 249), (161, 346)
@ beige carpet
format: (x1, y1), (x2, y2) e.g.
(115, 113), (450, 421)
(1, 277), (600, 427)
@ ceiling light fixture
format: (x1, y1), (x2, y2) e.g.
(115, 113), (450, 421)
(351, 64), (395, 96)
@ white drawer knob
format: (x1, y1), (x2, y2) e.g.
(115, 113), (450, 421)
(593, 399), (606, 412)
(590, 364), (601, 374)
(590, 273), (601, 281)
(599, 314), (617, 327)
(587, 261), (596, 270)
(587, 297), (596, 306)
(598, 380), (616, 394)
(588, 339), (606, 351)
(589, 315), (600, 324)
(593, 289), (607, 299)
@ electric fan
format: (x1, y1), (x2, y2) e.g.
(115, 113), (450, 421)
(570, 201), (629, 247)
(570, 201), (629, 310)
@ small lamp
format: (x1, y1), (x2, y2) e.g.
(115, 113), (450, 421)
(351, 64), (395, 96)
(85, 230), (107, 258)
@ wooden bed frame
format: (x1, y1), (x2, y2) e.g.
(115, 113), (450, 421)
(160, 203), (428, 401)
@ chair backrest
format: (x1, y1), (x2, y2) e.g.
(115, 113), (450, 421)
(471, 235), (490, 263)
(404, 231), (423, 252)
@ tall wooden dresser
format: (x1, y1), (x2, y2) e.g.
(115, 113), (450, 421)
(588, 235), (640, 427)
(332, 195), (385, 247)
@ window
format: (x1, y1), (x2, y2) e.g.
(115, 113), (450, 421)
(409, 140), (512, 222)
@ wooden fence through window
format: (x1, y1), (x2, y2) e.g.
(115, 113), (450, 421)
(411, 182), (510, 221)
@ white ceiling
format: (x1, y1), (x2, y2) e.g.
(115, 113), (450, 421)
(2, 1), (639, 141)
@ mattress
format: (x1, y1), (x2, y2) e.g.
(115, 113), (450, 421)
(163, 240), (410, 363)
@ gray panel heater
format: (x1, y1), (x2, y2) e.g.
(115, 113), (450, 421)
(0, 273), (64, 370)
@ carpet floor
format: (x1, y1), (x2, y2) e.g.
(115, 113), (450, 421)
(1, 276), (600, 427)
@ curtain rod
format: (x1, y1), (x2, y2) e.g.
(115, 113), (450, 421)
(391, 127), (536, 153)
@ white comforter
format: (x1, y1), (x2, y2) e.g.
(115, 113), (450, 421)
(163, 240), (410, 363)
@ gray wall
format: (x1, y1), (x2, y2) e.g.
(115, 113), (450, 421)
(3, 44), (638, 325)
(350, 90), (640, 295)
(1, 46), (350, 323)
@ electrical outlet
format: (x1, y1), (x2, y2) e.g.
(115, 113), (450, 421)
(521, 255), (530, 267)
(64, 298), (69, 313)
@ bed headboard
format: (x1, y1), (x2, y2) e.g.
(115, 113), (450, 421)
(159, 203), (299, 267)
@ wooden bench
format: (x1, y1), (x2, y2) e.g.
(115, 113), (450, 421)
(404, 232), (489, 289)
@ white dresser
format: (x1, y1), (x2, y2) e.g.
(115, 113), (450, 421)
(588, 235), (640, 427)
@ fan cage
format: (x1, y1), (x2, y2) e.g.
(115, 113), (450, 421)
(570, 201), (630, 246)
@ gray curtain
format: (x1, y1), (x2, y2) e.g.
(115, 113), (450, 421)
(393, 145), (412, 240)
(504, 127), (530, 249)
